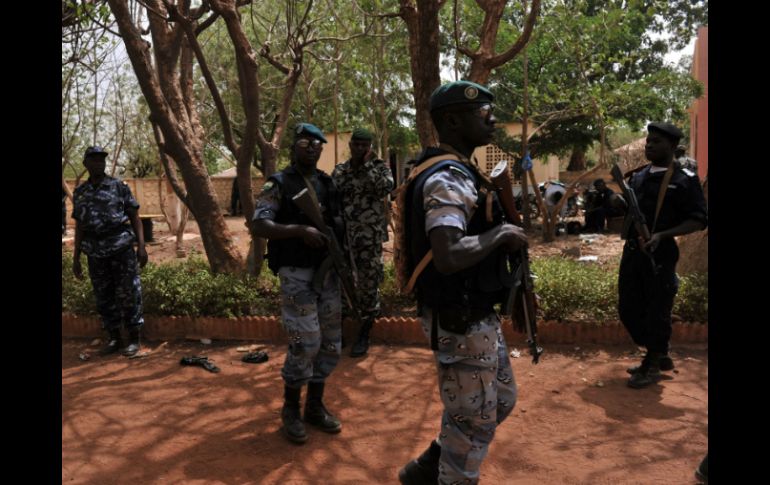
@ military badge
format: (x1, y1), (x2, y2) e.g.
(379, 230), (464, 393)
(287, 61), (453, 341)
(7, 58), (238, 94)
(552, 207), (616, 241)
(464, 86), (479, 100)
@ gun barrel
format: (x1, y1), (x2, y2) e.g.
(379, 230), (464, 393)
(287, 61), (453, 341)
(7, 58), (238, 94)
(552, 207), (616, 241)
(490, 160), (522, 226)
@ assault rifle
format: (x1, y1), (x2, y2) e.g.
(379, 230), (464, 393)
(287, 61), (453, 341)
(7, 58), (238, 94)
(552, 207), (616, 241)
(292, 188), (363, 326)
(609, 164), (657, 274)
(490, 160), (543, 364)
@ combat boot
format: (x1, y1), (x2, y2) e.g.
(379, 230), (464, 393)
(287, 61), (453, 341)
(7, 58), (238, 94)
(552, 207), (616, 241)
(350, 319), (373, 358)
(281, 385), (307, 444)
(627, 351), (663, 389)
(627, 354), (674, 374)
(304, 381), (341, 433)
(398, 440), (441, 485)
(695, 453), (708, 483)
(122, 326), (141, 357)
(99, 328), (123, 355)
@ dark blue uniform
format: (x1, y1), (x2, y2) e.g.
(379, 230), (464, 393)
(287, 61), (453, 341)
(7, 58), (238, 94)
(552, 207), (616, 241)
(618, 165), (707, 354)
(72, 177), (144, 332)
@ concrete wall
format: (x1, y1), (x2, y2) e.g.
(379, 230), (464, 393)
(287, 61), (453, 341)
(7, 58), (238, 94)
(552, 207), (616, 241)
(64, 177), (265, 227)
(690, 26), (708, 180)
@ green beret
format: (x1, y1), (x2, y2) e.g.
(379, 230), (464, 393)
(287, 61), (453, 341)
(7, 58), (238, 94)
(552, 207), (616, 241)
(351, 128), (374, 141)
(294, 123), (328, 143)
(647, 122), (683, 143)
(429, 80), (494, 112)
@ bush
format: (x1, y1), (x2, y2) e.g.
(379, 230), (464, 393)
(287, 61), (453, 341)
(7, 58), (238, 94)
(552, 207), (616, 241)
(674, 272), (708, 322)
(62, 252), (280, 317)
(62, 252), (707, 323)
(531, 257), (618, 322)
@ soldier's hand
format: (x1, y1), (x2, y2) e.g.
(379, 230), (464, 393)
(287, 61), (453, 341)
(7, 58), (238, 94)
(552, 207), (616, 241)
(643, 233), (661, 253)
(72, 258), (83, 280)
(500, 223), (528, 252)
(137, 246), (148, 268)
(301, 226), (329, 248)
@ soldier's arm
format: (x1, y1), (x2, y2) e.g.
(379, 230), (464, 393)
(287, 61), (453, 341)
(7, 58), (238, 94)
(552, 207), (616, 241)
(372, 160), (394, 197)
(430, 224), (527, 275)
(72, 222), (84, 280)
(250, 181), (327, 248)
(423, 168), (526, 275)
(127, 208), (148, 267)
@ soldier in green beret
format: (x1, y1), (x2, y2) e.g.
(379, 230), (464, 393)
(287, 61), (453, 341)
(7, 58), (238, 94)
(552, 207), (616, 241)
(332, 128), (394, 357)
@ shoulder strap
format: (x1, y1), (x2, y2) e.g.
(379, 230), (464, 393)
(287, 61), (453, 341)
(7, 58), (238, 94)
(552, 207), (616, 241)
(403, 155), (479, 294)
(651, 163), (675, 233)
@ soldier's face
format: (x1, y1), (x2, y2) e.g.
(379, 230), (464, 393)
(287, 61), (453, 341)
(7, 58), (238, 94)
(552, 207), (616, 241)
(83, 155), (107, 175)
(457, 103), (497, 147)
(294, 138), (322, 166)
(644, 132), (675, 165)
(349, 139), (371, 160)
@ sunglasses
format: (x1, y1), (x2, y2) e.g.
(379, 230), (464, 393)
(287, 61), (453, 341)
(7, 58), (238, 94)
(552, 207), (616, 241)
(296, 138), (323, 149)
(470, 103), (495, 119)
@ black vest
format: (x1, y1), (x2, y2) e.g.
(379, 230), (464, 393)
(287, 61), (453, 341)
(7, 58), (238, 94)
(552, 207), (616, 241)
(406, 156), (510, 317)
(265, 165), (341, 274)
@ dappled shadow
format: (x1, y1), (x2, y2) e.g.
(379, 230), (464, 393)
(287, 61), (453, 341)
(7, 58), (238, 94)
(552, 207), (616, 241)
(62, 340), (708, 484)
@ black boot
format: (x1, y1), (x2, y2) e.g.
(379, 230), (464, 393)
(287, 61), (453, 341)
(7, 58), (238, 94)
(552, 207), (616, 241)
(304, 381), (341, 433)
(122, 327), (141, 357)
(695, 453), (708, 483)
(627, 351), (663, 389)
(350, 319), (373, 358)
(281, 385), (307, 444)
(398, 440), (441, 485)
(627, 354), (674, 374)
(99, 328), (123, 356)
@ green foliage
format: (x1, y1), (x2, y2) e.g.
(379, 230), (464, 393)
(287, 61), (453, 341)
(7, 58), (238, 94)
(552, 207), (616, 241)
(673, 272), (708, 322)
(531, 257), (619, 321)
(62, 252), (280, 317)
(63, 252), (707, 323)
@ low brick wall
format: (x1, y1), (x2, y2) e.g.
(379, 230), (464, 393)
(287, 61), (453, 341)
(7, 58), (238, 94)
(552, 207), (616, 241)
(62, 314), (708, 345)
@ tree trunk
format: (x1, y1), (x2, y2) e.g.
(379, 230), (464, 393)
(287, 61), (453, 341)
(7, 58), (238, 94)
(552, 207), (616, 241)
(108, 0), (243, 273)
(566, 146), (587, 171)
(400, 0), (442, 148)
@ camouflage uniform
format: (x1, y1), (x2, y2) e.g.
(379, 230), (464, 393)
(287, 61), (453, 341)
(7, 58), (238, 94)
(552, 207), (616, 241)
(332, 157), (394, 322)
(420, 165), (518, 485)
(253, 170), (342, 387)
(72, 176), (144, 331)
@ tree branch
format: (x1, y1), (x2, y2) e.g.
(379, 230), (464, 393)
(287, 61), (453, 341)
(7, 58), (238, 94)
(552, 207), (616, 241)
(486, 0), (541, 68)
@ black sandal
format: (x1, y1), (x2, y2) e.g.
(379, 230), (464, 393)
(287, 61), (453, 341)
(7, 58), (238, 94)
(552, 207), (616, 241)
(241, 351), (269, 364)
(180, 355), (221, 373)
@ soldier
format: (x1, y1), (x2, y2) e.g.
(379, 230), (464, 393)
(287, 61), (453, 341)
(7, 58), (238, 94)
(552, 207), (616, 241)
(616, 122), (707, 388)
(251, 123), (344, 444)
(332, 128), (394, 357)
(72, 146), (147, 357)
(397, 81), (528, 485)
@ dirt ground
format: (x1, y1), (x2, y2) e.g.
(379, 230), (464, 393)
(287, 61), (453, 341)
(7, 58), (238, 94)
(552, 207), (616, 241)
(62, 338), (707, 484)
(64, 215), (627, 266)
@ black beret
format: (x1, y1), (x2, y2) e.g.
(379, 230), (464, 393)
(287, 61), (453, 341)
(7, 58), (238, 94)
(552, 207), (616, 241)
(294, 123), (328, 143)
(351, 127), (374, 141)
(647, 122), (684, 143)
(429, 80), (494, 112)
(84, 146), (108, 158)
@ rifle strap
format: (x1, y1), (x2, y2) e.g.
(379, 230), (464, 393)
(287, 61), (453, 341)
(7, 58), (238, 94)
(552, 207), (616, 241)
(651, 163), (675, 234)
(299, 171), (322, 209)
(402, 154), (481, 295)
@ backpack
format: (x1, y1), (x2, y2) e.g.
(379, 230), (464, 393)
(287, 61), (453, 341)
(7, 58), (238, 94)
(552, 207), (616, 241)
(391, 154), (460, 295)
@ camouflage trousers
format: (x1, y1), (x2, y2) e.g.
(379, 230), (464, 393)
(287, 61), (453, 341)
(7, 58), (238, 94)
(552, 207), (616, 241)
(351, 242), (384, 322)
(420, 309), (518, 485)
(279, 266), (342, 388)
(87, 246), (144, 331)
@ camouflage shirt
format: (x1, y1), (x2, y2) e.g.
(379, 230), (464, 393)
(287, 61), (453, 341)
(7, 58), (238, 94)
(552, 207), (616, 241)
(72, 176), (139, 258)
(332, 157), (394, 245)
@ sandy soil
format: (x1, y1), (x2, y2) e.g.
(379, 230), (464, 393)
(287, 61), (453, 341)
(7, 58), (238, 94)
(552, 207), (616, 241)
(62, 338), (707, 485)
